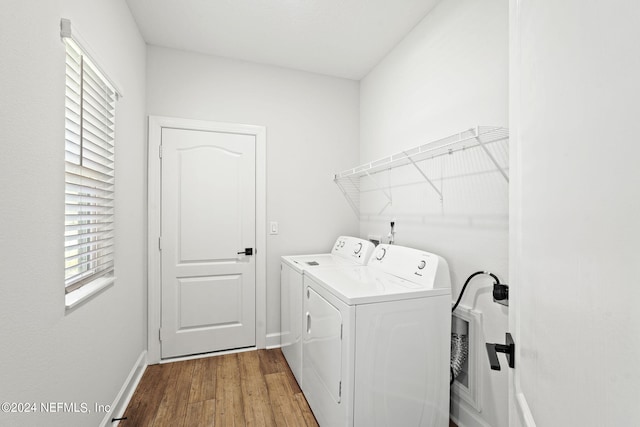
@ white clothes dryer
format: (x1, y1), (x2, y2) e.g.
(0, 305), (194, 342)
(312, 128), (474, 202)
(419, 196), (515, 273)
(301, 244), (452, 427)
(280, 236), (375, 386)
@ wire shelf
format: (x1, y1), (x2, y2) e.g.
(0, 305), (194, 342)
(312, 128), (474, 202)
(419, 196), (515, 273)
(334, 126), (509, 217)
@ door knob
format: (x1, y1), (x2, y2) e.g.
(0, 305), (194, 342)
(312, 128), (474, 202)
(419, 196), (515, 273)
(237, 248), (253, 256)
(486, 333), (515, 370)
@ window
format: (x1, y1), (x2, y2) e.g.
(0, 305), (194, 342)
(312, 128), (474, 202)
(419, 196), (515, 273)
(63, 34), (117, 295)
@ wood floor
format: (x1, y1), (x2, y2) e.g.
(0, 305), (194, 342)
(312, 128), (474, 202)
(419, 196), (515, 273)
(120, 349), (317, 427)
(121, 347), (458, 427)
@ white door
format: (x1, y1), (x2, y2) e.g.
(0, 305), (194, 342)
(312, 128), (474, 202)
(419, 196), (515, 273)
(509, 3), (640, 427)
(160, 127), (256, 359)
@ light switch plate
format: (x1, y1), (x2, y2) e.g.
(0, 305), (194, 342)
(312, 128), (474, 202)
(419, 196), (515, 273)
(270, 221), (278, 235)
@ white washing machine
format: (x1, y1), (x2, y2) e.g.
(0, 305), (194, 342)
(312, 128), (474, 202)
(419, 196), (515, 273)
(280, 236), (375, 386)
(301, 244), (452, 427)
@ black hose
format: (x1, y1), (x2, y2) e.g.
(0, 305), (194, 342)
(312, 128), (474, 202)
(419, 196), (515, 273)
(451, 271), (500, 312)
(450, 271), (500, 387)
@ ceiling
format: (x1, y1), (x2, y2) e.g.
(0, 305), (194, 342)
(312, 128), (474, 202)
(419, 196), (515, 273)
(125, 0), (441, 80)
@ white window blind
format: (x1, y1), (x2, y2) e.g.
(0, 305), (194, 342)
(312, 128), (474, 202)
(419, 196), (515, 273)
(64, 38), (116, 293)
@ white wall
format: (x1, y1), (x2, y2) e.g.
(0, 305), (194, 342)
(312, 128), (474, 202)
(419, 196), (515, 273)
(510, 1), (640, 426)
(0, 1), (147, 426)
(359, 1), (509, 426)
(146, 46), (360, 343)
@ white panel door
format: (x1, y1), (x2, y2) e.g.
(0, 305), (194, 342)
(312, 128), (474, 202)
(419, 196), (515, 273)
(160, 127), (256, 359)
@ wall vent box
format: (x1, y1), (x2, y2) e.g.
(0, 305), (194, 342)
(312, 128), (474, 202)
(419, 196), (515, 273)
(451, 306), (483, 412)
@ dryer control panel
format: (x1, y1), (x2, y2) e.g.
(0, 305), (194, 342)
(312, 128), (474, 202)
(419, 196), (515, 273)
(368, 244), (451, 289)
(331, 236), (375, 265)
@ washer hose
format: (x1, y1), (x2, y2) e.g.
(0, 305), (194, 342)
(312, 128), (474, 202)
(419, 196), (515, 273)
(450, 332), (469, 385)
(451, 271), (500, 312)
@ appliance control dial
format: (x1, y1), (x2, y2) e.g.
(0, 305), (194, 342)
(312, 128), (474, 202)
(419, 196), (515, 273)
(376, 247), (387, 260)
(353, 242), (363, 254)
(418, 260), (426, 270)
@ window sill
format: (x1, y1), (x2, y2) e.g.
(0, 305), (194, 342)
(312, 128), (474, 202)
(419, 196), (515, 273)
(65, 276), (115, 312)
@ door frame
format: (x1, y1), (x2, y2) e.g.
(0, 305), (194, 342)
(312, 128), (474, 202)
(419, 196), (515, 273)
(508, 2), (536, 426)
(147, 115), (267, 364)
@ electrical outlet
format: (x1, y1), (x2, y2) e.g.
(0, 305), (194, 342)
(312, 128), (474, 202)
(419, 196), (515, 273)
(492, 283), (509, 306)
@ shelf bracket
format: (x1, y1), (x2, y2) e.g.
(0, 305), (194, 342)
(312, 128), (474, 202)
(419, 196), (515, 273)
(405, 154), (443, 201)
(364, 171), (392, 203)
(335, 176), (360, 217)
(473, 128), (509, 183)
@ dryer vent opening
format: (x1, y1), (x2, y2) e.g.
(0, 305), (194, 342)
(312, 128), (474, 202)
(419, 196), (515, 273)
(450, 308), (482, 412)
(450, 316), (469, 386)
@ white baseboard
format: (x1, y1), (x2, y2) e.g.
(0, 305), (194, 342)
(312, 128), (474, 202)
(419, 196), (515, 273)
(265, 332), (282, 349)
(100, 350), (147, 427)
(450, 395), (494, 427)
(516, 392), (537, 427)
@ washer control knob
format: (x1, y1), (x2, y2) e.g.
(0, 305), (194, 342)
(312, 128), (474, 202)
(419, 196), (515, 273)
(418, 260), (426, 270)
(376, 247), (387, 260)
(353, 242), (363, 254)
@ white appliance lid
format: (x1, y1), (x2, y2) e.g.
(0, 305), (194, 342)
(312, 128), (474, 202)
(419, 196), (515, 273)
(304, 244), (452, 305)
(281, 253), (354, 273)
(305, 266), (450, 305)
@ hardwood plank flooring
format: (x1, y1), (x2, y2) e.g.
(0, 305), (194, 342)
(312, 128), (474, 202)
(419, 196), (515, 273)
(120, 349), (318, 427)
(238, 351), (277, 426)
(121, 348), (458, 427)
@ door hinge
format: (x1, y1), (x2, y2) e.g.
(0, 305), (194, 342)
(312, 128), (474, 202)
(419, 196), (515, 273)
(340, 324), (343, 340)
(158, 236), (162, 251)
(159, 144), (163, 158)
(338, 381), (342, 397)
(158, 328), (162, 342)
